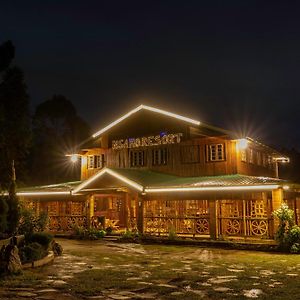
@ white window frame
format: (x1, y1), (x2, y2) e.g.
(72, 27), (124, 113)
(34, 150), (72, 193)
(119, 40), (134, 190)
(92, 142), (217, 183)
(208, 144), (225, 162)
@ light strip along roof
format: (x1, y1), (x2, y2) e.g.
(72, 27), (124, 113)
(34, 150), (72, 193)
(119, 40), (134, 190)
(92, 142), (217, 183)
(11, 181), (81, 197)
(92, 104), (201, 138)
(15, 169), (286, 197)
(72, 168), (284, 194)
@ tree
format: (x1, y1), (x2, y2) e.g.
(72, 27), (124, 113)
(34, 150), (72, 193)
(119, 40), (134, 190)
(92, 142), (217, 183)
(31, 95), (90, 184)
(0, 40), (15, 72)
(0, 196), (8, 235)
(6, 175), (20, 235)
(0, 67), (31, 188)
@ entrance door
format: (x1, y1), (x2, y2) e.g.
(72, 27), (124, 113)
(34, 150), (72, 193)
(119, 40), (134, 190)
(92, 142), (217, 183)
(94, 194), (126, 228)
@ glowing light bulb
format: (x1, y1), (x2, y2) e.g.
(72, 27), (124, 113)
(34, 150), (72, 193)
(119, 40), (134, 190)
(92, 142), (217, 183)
(70, 154), (78, 163)
(236, 138), (248, 150)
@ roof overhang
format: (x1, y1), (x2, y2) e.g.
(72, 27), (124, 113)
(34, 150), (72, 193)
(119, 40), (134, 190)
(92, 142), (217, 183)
(91, 104), (201, 138)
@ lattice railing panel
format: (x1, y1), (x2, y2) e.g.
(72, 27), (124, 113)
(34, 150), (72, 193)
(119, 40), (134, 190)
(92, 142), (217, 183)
(144, 199), (210, 236)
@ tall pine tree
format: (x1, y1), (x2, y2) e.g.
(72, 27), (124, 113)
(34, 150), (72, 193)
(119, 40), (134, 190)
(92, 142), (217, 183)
(0, 66), (31, 188)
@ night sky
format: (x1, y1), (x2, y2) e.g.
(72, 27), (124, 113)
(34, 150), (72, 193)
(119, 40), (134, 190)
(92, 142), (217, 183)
(1, 1), (300, 150)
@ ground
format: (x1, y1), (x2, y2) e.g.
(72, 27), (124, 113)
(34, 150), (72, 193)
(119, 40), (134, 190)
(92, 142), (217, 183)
(0, 238), (300, 299)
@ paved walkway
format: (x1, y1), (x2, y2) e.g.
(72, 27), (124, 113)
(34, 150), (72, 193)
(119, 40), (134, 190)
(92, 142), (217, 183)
(0, 238), (299, 299)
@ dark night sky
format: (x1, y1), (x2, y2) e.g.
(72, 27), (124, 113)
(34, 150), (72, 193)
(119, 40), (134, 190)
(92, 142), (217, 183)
(1, 1), (300, 150)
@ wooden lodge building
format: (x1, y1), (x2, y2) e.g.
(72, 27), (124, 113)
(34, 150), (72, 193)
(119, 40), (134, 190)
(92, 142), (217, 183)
(18, 104), (300, 241)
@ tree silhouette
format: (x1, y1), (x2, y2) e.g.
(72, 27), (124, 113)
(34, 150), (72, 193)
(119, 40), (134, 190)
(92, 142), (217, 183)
(0, 40), (15, 72)
(0, 66), (31, 188)
(31, 95), (90, 184)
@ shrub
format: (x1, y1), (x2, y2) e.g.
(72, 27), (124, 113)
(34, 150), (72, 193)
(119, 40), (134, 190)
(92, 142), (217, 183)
(168, 227), (178, 241)
(120, 229), (140, 242)
(25, 232), (53, 249)
(273, 203), (300, 253)
(290, 243), (300, 254)
(18, 207), (49, 235)
(72, 226), (106, 240)
(18, 207), (35, 235)
(19, 242), (47, 263)
(36, 212), (49, 232)
(6, 181), (20, 235)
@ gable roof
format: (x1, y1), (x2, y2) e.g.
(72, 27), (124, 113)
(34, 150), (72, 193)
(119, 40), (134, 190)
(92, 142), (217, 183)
(91, 104), (201, 138)
(72, 168), (285, 194)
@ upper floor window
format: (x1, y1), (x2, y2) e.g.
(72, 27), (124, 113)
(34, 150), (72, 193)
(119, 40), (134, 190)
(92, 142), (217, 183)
(130, 150), (145, 167)
(87, 155), (94, 169)
(241, 149), (247, 162)
(87, 154), (105, 169)
(152, 148), (168, 166)
(256, 151), (262, 166)
(180, 145), (200, 164)
(207, 144), (225, 162)
(249, 148), (254, 164)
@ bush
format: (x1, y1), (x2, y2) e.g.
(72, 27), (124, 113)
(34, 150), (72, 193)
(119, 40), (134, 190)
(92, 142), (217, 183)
(19, 242), (47, 263)
(273, 203), (300, 253)
(18, 208), (35, 234)
(290, 243), (300, 254)
(168, 227), (178, 241)
(120, 229), (140, 242)
(25, 232), (53, 249)
(72, 226), (106, 240)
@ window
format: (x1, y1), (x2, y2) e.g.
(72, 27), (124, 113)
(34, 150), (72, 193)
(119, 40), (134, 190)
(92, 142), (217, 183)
(87, 155), (94, 169)
(152, 148), (168, 166)
(130, 150), (145, 167)
(88, 154), (105, 169)
(94, 155), (101, 168)
(249, 148), (254, 164)
(256, 151), (262, 166)
(207, 144), (225, 161)
(241, 149), (247, 162)
(180, 145), (200, 163)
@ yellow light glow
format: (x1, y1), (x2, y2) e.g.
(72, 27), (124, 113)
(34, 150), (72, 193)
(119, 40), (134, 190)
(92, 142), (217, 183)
(17, 191), (71, 196)
(72, 168), (144, 194)
(70, 154), (79, 163)
(92, 104), (201, 138)
(283, 185), (290, 190)
(145, 184), (280, 193)
(273, 157), (290, 163)
(236, 138), (248, 150)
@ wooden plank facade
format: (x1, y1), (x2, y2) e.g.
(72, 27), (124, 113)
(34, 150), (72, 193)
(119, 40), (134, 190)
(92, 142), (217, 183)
(19, 105), (300, 242)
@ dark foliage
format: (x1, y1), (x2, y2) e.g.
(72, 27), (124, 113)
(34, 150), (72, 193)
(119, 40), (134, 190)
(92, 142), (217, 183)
(30, 94), (90, 184)
(279, 148), (300, 183)
(0, 196), (8, 234)
(6, 180), (20, 235)
(25, 232), (53, 249)
(0, 66), (31, 188)
(0, 40), (14, 72)
(19, 242), (47, 263)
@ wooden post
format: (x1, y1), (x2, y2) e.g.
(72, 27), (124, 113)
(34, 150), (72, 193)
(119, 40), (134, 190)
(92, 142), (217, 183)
(88, 195), (95, 228)
(209, 199), (217, 240)
(272, 188), (283, 234)
(137, 195), (144, 234)
(124, 192), (129, 229)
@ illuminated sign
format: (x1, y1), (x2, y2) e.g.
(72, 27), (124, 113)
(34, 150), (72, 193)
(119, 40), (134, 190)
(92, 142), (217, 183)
(112, 133), (183, 150)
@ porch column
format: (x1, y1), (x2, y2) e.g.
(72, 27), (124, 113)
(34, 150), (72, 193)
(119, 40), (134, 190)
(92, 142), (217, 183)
(209, 199), (217, 240)
(272, 188), (283, 233)
(88, 195), (95, 228)
(137, 195), (144, 234)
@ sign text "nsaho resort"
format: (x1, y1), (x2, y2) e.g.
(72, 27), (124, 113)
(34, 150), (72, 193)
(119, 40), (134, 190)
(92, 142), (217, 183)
(112, 133), (183, 150)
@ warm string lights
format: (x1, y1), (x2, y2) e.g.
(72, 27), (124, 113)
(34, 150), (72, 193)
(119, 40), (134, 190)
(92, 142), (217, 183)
(92, 104), (201, 138)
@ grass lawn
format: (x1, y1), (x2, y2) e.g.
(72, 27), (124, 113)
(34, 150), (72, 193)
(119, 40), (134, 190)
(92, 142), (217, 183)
(0, 238), (300, 299)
